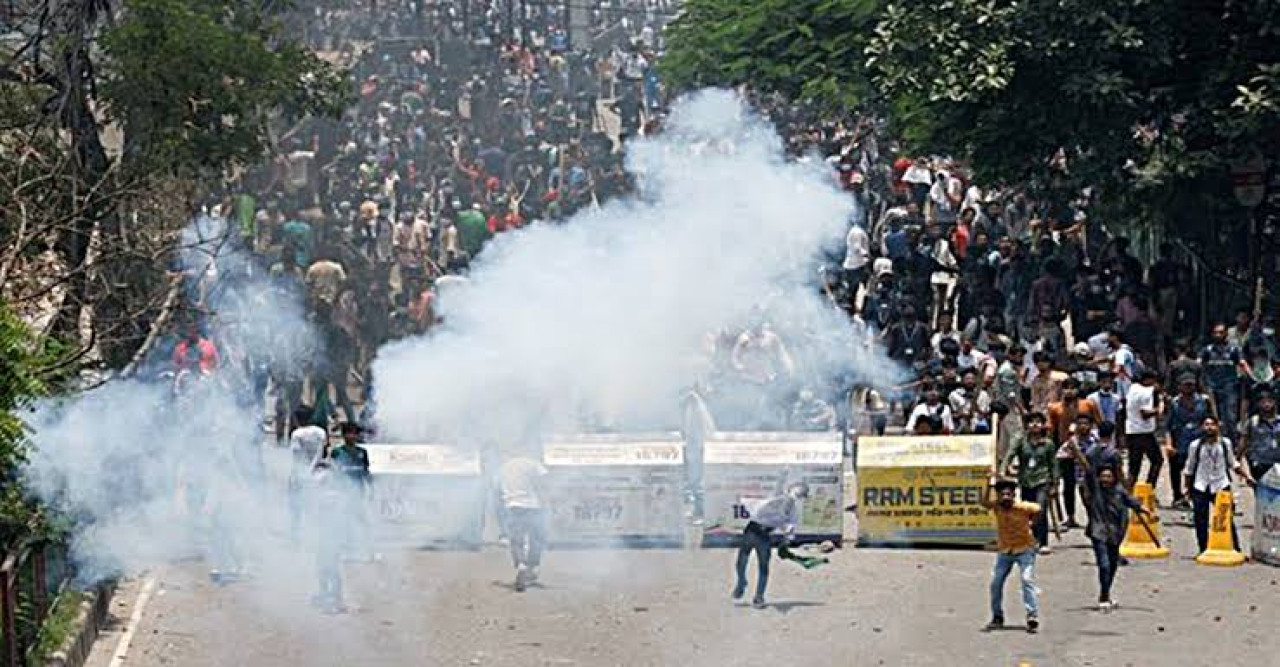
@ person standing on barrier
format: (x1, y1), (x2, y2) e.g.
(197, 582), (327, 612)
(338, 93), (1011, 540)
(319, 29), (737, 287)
(500, 454), (549, 593)
(980, 476), (1041, 633)
(733, 481), (809, 610)
(1001, 412), (1057, 554)
(1183, 416), (1241, 554)
(1066, 440), (1151, 612)
(1239, 383), (1280, 489)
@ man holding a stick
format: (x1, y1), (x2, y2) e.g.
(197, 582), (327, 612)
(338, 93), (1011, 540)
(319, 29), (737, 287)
(1065, 438), (1153, 612)
(980, 475), (1042, 633)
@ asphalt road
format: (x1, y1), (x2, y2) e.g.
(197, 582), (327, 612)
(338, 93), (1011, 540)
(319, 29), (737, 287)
(84, 491), (1278, 667)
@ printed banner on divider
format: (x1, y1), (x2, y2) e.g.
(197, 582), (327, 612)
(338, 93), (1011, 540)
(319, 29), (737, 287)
(542, 435), (686, 544)
(856, 434), (996, 547)
(365, 444), (485, 546)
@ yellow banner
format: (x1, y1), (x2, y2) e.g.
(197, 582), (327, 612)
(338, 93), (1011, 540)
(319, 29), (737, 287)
(857, 466), (995, 546)
(855, 433), (997, 546)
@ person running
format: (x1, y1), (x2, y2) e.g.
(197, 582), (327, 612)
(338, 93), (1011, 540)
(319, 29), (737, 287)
(500, 453), (549, 592)
(1183, 415), (1241, 554)
(1065, 439), (1153, 611)
(1000, 412), (1057, 553)
(733, 481), (809, 610)
(980, 476), (1041, 633)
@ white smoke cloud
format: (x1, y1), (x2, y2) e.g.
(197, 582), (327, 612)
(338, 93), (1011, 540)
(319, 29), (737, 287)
(19, 89), (899, 609)
(373, 89), (891, 444)
(23, 214), (317, 583)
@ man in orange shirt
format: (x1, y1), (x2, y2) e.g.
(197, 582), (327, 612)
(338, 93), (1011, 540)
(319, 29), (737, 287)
(1048, 378), (1103, 528)
(981, 476), (1041, 633)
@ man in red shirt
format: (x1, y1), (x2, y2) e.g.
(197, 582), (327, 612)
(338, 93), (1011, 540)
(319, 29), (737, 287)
(172, 322), (220, 374)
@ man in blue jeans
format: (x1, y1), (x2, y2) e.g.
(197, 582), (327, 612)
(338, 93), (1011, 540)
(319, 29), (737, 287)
(1066, 439), (1152, 611)
(733, 482), (809, 610)
(980, 476), (1041, 633)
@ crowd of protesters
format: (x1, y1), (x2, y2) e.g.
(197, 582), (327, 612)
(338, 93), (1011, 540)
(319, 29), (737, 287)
(165, 0), (674, 433)
(155, 0), (1280, 589)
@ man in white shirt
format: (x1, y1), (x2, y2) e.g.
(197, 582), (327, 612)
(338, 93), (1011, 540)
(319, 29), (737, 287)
(734, 482), (808, 609)
(1183, 416), (1241, 554)
(288, 410), (328, 540)
(1108, 329), (1139, 397)
(500, 455), (549, 592)
(1124, 370), (1162, 490)
(902, 158), (933, 206)
(907, 388), (956, 434)
(843, 224), (871, 297)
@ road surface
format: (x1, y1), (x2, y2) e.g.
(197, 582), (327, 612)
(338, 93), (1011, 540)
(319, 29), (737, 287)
(84, 483), (1278, 666)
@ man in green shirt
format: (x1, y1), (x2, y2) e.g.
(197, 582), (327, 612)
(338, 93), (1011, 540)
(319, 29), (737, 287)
(1001, 412), (1058, 553)
(455, 205), (491, 259)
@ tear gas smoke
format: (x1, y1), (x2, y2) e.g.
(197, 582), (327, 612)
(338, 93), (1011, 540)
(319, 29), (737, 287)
(373, 89), (897, 445)
(19, 88), (899, 592)
(23, 214), (316, 584)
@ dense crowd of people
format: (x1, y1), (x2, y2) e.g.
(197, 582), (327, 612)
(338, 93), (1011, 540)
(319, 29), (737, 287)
(148, 0), (1280, 611)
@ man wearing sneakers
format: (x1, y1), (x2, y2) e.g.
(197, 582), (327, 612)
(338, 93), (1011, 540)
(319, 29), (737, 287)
(500, 453), (549, 593)
(980, 476), (1041, 633)
(733, 481), (809, 609)
(1065, 440), (1152, 612)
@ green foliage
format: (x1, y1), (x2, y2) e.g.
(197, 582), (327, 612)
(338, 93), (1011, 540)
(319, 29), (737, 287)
(0, 305), (43, 470)
(662, 0), (881, 111)
(30, 589), (89, 664)
(665, 0), (1280, 235)
(866, 0), (1280, 206)
(99, 0), (350, 177)
(0, 304), (62, 551)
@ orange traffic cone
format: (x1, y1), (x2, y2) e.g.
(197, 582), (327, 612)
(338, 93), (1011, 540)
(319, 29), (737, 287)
(1120, 482), (1170, 559)
(1196, 490), (1245, 566)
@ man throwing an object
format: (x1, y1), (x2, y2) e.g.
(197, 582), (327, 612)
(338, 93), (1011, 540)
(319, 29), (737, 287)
(733, 481), (809, 610)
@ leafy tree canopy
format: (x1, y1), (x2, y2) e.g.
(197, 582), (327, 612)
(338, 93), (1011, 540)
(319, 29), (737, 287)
(662, 0), (881, 112)
(665, 0), (1280, 228)
(866, 0), (1280, 195)
(99, 0), (350, 177)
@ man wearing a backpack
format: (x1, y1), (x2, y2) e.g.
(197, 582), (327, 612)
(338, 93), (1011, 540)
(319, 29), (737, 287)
(906, 387), (954, 434)
(1183, 415), (1241, 554)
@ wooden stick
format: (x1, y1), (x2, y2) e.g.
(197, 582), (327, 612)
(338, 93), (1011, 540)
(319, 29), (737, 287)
(1134, 511), (1162, 549)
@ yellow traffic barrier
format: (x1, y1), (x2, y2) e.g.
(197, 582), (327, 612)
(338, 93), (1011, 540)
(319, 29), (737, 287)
(1196, 490), (1245, 567)
(1120, 482), (1170, 559)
